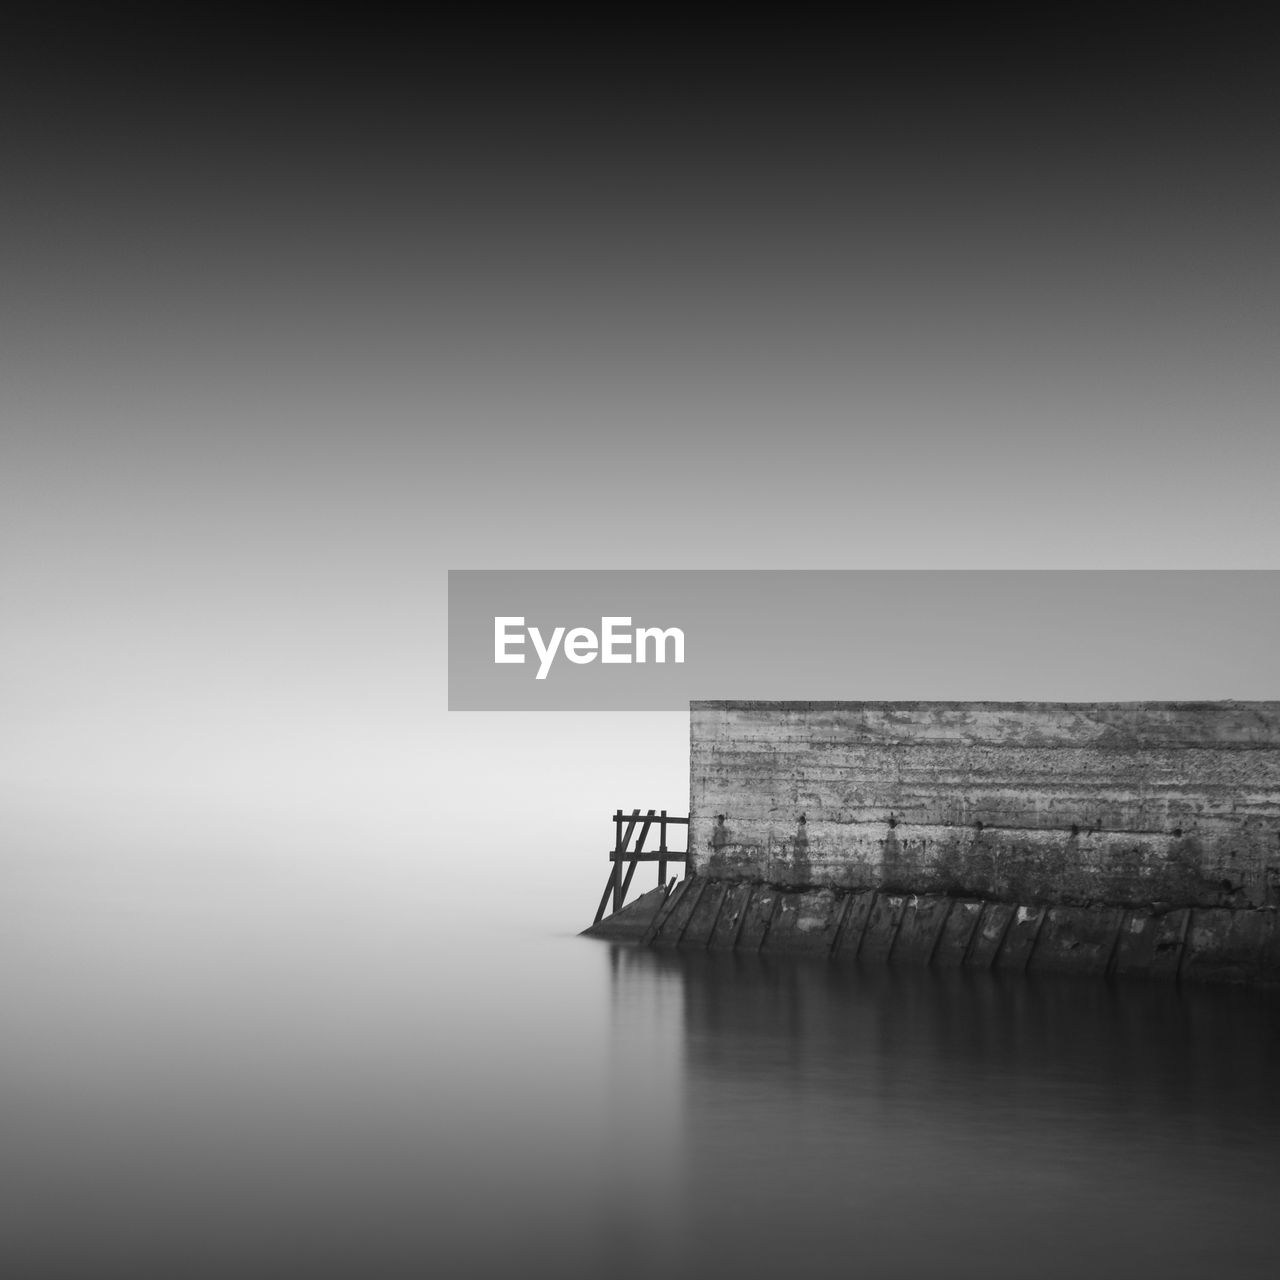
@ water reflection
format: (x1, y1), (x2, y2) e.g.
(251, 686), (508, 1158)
(3, 879), (1276, 1279)
(612, 946), (1280, 1278)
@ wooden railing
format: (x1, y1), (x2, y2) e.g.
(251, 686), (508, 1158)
(593, 809), (690, 925)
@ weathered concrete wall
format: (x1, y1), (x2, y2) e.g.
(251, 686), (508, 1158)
(690, 701), (1280, 909)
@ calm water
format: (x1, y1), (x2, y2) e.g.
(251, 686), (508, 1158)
(3, 865), (1278, 1278)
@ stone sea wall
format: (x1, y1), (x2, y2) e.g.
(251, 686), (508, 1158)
(603, 877), (1279, 985)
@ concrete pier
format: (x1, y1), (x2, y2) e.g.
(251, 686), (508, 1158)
(588, 701), (1280, 984)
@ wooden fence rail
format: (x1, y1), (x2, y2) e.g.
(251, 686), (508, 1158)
(593, 809), (690, 925)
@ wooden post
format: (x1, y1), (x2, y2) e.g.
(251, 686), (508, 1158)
(851, 891), (879, 960)
(634, 811), (655, 856)
(884, 896), (909, 963)
(827, 891), (855, 959)
(673, 879), (709, 946)
(613, 809), (640, 914)
(925, 898), (956, 967)
(593, 873), (616, 926)
(658, 809), (668, 887)
(757, 891), (786, 954)
(1103, 909), (1127, 980)
(619, 858), (639, 902)
(1174, 907), (1194, 983)
(988, 904), (1017, 969)
(730, 885), (754, 950)
(705, 882), (731, 948)
(641, 877), (691, 946)
(1023, 905), (1049, 973)
(959, 902), (985, 967)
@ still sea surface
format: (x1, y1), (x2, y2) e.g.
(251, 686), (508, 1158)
(3, 859), (1278, 1279)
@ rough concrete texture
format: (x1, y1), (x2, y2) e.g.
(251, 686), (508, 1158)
(691, 701), (1280, 910)
(586, 877), (1280, 984)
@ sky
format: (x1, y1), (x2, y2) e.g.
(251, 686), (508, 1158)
(3, 14), (1279, 919)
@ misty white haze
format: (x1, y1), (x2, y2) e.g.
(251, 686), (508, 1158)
(3, 16), (1280, 1278)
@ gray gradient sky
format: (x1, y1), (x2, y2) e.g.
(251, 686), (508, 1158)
(4, 16), (1279, 912)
